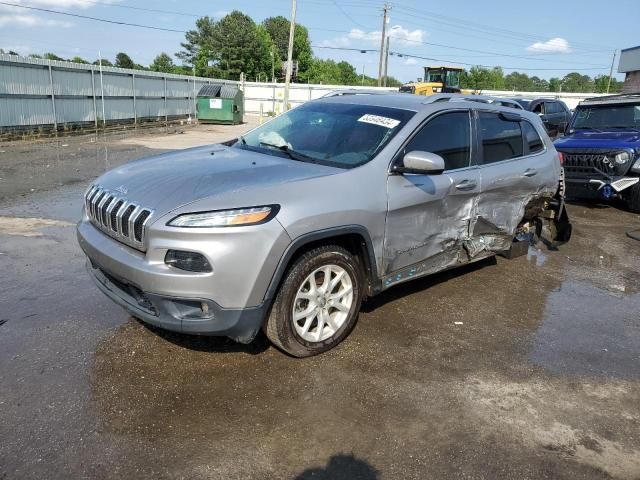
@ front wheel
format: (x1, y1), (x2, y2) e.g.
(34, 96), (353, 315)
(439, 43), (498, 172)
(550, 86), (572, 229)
(264, 245), (363, 357)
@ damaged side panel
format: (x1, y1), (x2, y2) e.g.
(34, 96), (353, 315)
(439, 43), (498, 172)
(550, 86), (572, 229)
(383, 160), (565, 290)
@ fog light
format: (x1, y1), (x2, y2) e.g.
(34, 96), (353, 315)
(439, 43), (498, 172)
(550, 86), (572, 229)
(165, 250), (212, 273)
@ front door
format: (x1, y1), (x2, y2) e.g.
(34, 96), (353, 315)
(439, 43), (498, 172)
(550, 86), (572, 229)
(384, 110), (480, 288)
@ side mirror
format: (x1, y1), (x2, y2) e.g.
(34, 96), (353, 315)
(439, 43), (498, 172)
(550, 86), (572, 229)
(396, 151), (445, 175)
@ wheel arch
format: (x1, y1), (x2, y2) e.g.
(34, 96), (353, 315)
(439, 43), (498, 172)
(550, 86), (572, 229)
(263, 226), (381, 307)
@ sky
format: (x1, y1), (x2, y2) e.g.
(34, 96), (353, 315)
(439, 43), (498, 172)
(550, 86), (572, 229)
(0, 0), (637, 82)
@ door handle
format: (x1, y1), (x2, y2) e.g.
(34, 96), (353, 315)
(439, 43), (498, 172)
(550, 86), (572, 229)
(455, 179), (477, 191)
(523, 168), (538, 177)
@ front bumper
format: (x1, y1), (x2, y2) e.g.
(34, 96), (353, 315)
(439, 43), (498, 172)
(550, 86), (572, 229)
(565, 175), (639, 199)
(86, 260), (265, 342)
(77, 216), (291, 342)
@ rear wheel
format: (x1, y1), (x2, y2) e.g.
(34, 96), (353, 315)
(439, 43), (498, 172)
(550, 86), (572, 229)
(623, 182), (640, 213)
(264, 245), (363, 357)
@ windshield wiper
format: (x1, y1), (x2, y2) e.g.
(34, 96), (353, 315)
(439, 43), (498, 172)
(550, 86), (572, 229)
(573, 126), (602, 132)
(604, 126), (640, 132)
(259, 142), (317, 163)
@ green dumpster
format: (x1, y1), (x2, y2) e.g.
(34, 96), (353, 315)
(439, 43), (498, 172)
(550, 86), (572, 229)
(196, 84), (244, 125)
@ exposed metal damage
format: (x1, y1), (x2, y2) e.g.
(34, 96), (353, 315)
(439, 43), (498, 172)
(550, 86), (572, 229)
(382, 183), (571, 289)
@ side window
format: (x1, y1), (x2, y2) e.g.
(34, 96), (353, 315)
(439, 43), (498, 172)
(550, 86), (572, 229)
(545, 102), (559, 114)
(479, 112), (524, 164)
(404, 111), (471, 170)
(522, 121), (544, 154)
(532, 103), (544, 114)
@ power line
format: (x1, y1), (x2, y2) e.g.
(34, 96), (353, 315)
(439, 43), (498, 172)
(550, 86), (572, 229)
(66, 0), (203, 18)
(312, 45), (610, 71)
(0, 1), (187, 33)
(330, 0), (373, 29)
(390, 4), (615, 52)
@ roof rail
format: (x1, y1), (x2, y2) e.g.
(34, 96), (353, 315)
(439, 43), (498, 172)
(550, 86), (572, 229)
(583, 93), (640, 102)
(422, 93), (524, 109)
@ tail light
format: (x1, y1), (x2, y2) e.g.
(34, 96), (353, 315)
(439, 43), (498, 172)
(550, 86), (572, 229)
(557, 151), (564, 166)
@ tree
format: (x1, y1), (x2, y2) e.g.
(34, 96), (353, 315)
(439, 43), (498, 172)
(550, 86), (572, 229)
(150, 52), (176, 73)
(93, 58), (113, 67)
(43, 53), (65, 61)
(548, 77), (561, 92)
(262, 16), (313, 74)
(561, 72), (594, 93)
(504, 71), (535, 91)
(461, 66), (505, 90)
(177, 11), (273, 80)
(71, 56), (89, 64)
(594, 75), (623, 94)
(530, 76), (549, 92)
(176, 16), (216, 67)
(115, 52), (135, 69)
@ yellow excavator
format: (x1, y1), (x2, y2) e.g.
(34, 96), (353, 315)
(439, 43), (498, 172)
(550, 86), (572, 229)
(400, 66), (471, 96)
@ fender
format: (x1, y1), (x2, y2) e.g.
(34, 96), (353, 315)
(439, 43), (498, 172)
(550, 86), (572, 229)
(262, 225), (382, 304)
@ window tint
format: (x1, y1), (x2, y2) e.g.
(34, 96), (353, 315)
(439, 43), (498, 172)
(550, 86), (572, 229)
(522, 121), (544, 153)
(545, 102), (560, 114)
(404, 111), (471, 170)
(479, 112), (524, 163)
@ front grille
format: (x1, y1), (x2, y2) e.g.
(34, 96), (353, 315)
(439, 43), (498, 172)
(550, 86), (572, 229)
(559, 148), (632, 179)
(85, 185), (154, 251)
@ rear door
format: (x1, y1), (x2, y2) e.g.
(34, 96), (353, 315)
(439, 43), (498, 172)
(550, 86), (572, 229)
(472, 111), (544, 253)
(384, 110), (481, 284)
(544, 101), (564, 137)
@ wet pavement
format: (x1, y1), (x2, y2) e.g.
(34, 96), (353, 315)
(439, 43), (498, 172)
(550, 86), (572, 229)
(1, 128), (639, 479)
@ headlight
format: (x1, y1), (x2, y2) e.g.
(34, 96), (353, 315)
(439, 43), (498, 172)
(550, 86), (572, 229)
(614, 152), (630, 165)
(631, 158), (640, 173)
(168, 206), (277, 228)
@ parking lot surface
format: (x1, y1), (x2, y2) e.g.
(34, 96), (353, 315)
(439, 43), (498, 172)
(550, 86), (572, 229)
(1, 125), (639, 480)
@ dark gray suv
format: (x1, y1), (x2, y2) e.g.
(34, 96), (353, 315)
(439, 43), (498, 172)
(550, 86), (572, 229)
(78, 93), (570, 357)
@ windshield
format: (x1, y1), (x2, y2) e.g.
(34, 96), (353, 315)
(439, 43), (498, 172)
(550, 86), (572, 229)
(426, 69), (443, 83)
(571, 103), (640, 130)
(237, 102), (415, 168)
(514, 99), (531, 109)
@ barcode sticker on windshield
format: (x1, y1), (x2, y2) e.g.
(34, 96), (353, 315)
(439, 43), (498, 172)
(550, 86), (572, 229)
(358, 114), (401, 129)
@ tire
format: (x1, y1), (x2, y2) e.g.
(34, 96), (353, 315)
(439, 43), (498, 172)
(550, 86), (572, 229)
(623, 182), (640, 213)
(264, 245), (363, 357)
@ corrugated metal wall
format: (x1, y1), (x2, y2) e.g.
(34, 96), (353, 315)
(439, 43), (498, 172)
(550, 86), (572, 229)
(0, 54), (229, 129)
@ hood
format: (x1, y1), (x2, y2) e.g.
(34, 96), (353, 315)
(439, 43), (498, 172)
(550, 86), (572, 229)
(555, 130), (640, 151)
(93, 144), (340, 217)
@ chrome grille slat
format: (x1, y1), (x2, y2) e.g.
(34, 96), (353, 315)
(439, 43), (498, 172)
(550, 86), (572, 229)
(83, 184), (153, 251)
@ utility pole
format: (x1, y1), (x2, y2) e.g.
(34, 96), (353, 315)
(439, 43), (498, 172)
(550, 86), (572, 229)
(607, 50), (617, 94)
(377, 4), (390, 87)
(283, 0), (297, 112)
(383, 36), (390, 87)
(270, 48), (275, 83)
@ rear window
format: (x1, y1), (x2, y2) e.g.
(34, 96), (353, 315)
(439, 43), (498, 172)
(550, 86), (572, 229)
(522, 121), (544, 153)
(479, 112), (524, 164)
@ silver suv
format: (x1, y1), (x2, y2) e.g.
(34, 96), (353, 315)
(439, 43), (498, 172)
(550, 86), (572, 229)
(78, 94), (570, 357)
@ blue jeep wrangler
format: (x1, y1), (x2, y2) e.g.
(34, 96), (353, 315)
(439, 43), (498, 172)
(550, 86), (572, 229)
(555, 93), (640, 212)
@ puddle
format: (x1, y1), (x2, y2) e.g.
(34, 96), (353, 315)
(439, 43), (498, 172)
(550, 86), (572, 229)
(530, 281), (640, 378)
(0, 216), (72, 236)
